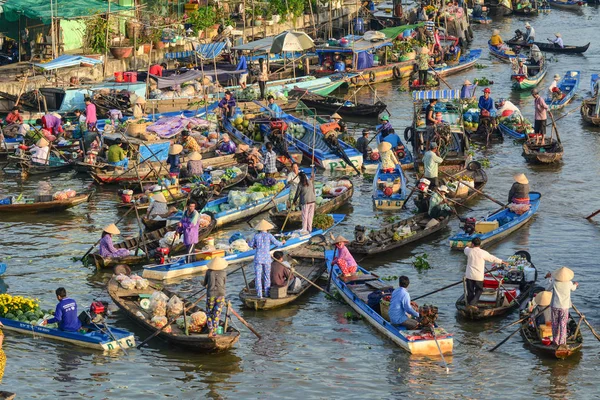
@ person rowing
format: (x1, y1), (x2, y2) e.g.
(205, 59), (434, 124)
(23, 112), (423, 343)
(389, 276), (420, 330)
(464, 238), (508, 310)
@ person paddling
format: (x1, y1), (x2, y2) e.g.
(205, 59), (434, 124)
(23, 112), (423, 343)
(464, 238), (508, 310)
(550, 267), (578, 348)
(203, 257), (228, 337)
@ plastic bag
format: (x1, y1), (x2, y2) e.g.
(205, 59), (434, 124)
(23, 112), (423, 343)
(176, 315), (193, 329)
(135, 279), (149, 290)
(150, 316), (171, 333)
(119, 277), (135, 290)
(230, 238), (251, 253)
(159, 231), (182, 248)
(167, 295), (184, 318)
(115, 274), (129, 283)
(249, 192), (265, 202)
(150, 291), (169, 317)
(190, 311), (207, 327)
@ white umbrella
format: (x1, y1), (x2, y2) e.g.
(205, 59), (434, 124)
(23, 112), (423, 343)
(269, 30), (315, 54)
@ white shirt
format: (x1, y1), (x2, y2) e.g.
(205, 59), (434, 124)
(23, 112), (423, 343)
(287, 171), (300, 196)
(551, 280), (576, 309)
(464, 246), (502, 281)
(552, 37), (564, 48)
(498, 100), (520, 115)
(30, 145), (49, 165)
(549, 80), (558, 92)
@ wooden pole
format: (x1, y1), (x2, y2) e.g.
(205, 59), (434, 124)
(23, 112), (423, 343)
(585, 209), (600, 220)
(440, 170), (507, 208)
(412, 280), (463, 301)
(572, 304), (600, 342)
(229, 306), (262, 339)
(104, 0), (111, 77)
(146, 41), (154, 101)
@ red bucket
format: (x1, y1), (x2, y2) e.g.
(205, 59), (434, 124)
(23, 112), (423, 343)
(121, 194), (132, 203)
(504, 289), (517, 303)
(114, 72), (124, 82)
(124, 72), (138, 83)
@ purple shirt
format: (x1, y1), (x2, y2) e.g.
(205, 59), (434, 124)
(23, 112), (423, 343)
(47, 298), (82, 331)
(218, 141), (237, 154)
(333, 245), (357, 267)
(534, 96), (548, 120)
(248, 232), (282, 265)
(98, 235), (129, 258)
(178, 210), (199, 245)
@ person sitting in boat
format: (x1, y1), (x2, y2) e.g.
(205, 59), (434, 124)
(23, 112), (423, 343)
(445, 44), (459, 63)
(495, 98), (520, 119)
(203, 257), (228, 337)
(332, 235), (357, 277)
(428, 185), (453, 218)
(329, 113), (347, 135)
(36, 113), (64, 138)
(149, 62), (167, 77)
(266, 95), (283, 118)
(217, 134), (237, 155)
(356, 129), (371, 161)
(423, 142), (443, 189)
(177, 201), (200, 262)
(98, 224), (130, 258)
(548, 74), (561, 93)
(472, 3), (483, 18)
(490, 29), (504, 49)
(508, 173), (530, 204)
(459, 80), (475, 99)
(550, 87), (565, 103)
(270, 251), (299, 293)
(528, 45), (543, 68)
(550, 267), (578, 347)
(464, 238), (507, 309)
(524, 22), (535, 44)
(248, 220), (285, 298)
(146, 192), (168, 219)
(382, 127), (402, 150)
(107, 139), (129, 169)
(42, 287), (81, 332)
(389, 276), (420, 329)
(548, 32), (564, 49)
(218, 91), (237, 118)
(3, 106), (26, 137)
(85, 134), (102, 164)
(132, 96), (146, 119)
(377, 115), (393, 138)
(262, 142), (278, 177)
(184, 151), (204, 178)
(531, 290), (553, 327)
(378, 141), (398, 173)
(167, 144), (183, 179)
(478, 88), (495, 117)
(181, 130), (201, 153)
(425, 99), (438, 128)
(29, 138), (50, 165)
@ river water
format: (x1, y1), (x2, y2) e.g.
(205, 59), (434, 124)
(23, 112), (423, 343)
(1, 8), (600, 399)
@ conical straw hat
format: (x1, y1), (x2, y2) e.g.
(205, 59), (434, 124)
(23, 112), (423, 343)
(103, 223), (120, 235)
(331, 113), (342, 120)
(534, 291), (552, 307)
(255, 219), (274, 231)
(153, 193), (167, 203)
(333, 235), (349, 244)
(378, 141), (392, 152)
(188, 151), (202, 161)
(169, 144), (183, 155)
(552, 266), (574, 282)
(513, 173), (528, 184)
(207, 257), (228, 271)
(37, 137), (50, 147)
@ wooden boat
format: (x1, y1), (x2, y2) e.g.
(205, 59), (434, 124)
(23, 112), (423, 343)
(325, 250), (453, 355)
(288, 88), (387, 119)
(488, 41), (527, 62)
(547, 0), (584, 9)
(448, 192), (541, 250)
(498, 121), (533, 140)
(443, 163), (488, 203)
(239, 246), (328, 310)
(511, 62), (547, 90)
(0, 316), (136, 351)
(456, 251), (537, 320)
(347, 213), (450, 256)
(142, 214), (345, 280)
(505, 39), (590, 54)
(522, 139), (564, 163)
(580, 97), (600, 126)
(0, 191), (92, 213)
(408, 72), (440, 91)
(90, 213), (216, 270)
(107, 278), (240, 351)
(432, 49), (481, 77)
(372, 163), (407, 210)
(545, 70), (580, 110)
(7, 153), (73, 175)
(269, 180), (353, 228)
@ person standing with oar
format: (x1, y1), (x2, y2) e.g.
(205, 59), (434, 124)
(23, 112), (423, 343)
(423, 142), (443, 190)
(203, 257), (228, 337)
(549, 267), (578, 348)
(248, 220), (285, 299)
(464, 238), (508, 310)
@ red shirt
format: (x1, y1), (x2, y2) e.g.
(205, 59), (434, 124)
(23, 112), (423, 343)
(149, 64), (163, 77)
(5, 111), (23, 124)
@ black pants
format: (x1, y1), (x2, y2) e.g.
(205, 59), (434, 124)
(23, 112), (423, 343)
(534, 119), (547, 136)
(419, 70), (428, 84)
(466, 279), (484, 306)
(187, 244), (195, 263)
(258, 80), (266, 99)
(425, 176), (438, 189)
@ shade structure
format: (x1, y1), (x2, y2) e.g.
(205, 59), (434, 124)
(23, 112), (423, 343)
(269, 31), (315, 54)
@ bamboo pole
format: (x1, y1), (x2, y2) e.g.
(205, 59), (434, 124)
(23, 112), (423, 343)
(103, 0), (111, 77)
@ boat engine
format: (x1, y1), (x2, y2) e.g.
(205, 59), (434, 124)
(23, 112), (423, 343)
(354, 225), (367, 243)
(155, 247), (170, 264)
(418, 304), (439, 327)
(89, 300), (109, 323)
(462, 217), (476, 235)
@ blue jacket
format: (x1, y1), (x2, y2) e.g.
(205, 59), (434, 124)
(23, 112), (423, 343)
(478, 96), (494, 113)
(236, 55), (248, 72)
(47, 298), (82, 332)
(389, 287), (419, 325)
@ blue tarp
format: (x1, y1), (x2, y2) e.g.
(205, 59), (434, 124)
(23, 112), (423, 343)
(138, 142), (170, 163)
(33, 55), (103, 71)
(196, 42), (227, 60)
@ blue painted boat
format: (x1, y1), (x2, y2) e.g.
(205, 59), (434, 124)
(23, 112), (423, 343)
(324, 250), (453, 355)
(547, 0), (584, 10)
(448, 192), (541, 249)
(277, 113), (363, 173)
(511, 62), (548, 90)
(363, 132), (414, 172)
(488, 41), (527, 62)
(545, 70), (580, 110)
(471, 15), (492, 24)
(433, 49), (482, 77)
(142, 214), (345, 280)
(372, 163), (407, 210)
(0, 317), (136, 351)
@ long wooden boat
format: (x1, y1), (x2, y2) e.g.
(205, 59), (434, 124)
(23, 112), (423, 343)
(444, 163), (488, 203)
(90, 212), (216, 270)
(488, 41), (527, 62)
(325, 250), (453, 355)
(288, 88), (386, 119)
(545, 70), (580, 110)
(449, 192), (541, 250)
(0, 316), (136, 351)
(107, 278), (240, 351)
(522, 140), (564, 163)
(456, 251), (537, 320)
(239, 246), (328, 310)
(511, 63), (548, 90)
(269, 180), (353, 228)
(7, 154), (74, 175)
(433, 49), (482, 77)
(507, 40), (589, 54)
(520, 308), (583, 359)
(547, 0), (584, 9)
(580, 97), (600, 126)
(498, 122), (532, 140)
(0, 191), (92, 213)
(142, 214), (344, 281)
(348, 213), (450, 256)
(372, 163), (407, 210)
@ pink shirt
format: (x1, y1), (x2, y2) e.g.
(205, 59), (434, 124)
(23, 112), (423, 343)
(534, 96), (548, 121)
(86, 103), (97, 124)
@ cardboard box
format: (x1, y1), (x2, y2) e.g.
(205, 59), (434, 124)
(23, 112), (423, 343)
(475, 220), (499, 234)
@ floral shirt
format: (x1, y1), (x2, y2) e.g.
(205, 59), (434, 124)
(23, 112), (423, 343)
(183, 136), (201, 152)
(248, 232), (282, 264)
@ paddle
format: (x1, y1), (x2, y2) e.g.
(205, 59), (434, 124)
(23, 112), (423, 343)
(493, 305), (549, 333)
(229, 306), (262, 339)
(326, 247), (337, 292)
(428, 66), (452, 90)
(281, 259), (340, 301)
(548, 111), (562, 144)
(412, 280), (464, 301)
(279, 197), (297, 233)
(489, 306), (550, 352)
(80, 206), (136, 262)
(430, 324), (450, 374)
(440, 170), (507, 208)
(585, 209), (600, 220)
(406, 184), (475, 211)
(571, 304), (600, 342)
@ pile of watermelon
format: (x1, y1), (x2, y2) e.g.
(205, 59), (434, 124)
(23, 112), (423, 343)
(0, 293), (49, 324)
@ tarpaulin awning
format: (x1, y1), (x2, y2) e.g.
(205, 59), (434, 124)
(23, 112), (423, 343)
(138, 142), (170, 163)
(232, 36), (274, 53)
(380, 23), (424, 39)
(147, 116), (210, 139)
(413, 89), (461, 100)
(2, 0), (132, 23)
(32, 55), (103, 71)
(196, 42), (227, 60)
(316, 36), (392, 54)
(151, 70), (206, 89)
(165, 51), (195, 60)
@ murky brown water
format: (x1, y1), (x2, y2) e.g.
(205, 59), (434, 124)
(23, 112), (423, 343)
(1, 8), (600, 398)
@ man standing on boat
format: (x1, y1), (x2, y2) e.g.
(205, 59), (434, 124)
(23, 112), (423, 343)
(262, 142), (278, 177)
(524, 22), (535, 44)
(464, 238), (507, 309)
(423, 142), (443, 189)
(531, 89), (548, 145)
(389, 276), (420, 330)
(356, 129), (371, 161)
(43, 287), (81, 332)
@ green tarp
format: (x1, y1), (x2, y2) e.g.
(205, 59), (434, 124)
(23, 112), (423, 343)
(2, 0), (132, 24)
(380, 23), (424, 39)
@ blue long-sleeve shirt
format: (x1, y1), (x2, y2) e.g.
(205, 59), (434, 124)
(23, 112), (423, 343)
(389, 287), (419, 325)
(47, 298), (82, 332)
(236, 55), (248, 72)
(478, 96), (494, 113)
(267, 103), (282, 118)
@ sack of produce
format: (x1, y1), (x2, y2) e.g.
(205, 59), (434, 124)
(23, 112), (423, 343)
(249, 192), (265, 202)
(190, 311), (207, 327)
(135, 278), (150, 290)
(228, 191), (248, 207)
(167, 295), (184, 318)
(149, 291), (169, 317)
(322, 185), (332, 195)
(219, 203), (232, 212)
(115, 274), (129, 283)
(336, 179), (352, 189)
(198, 213), (212, 228)
(150, 316), (171, 333)
(119, 277), (136, 290)
(159, 231), (182, 248)
(230, 238), (251, 253)
(176, 315), (193, 329)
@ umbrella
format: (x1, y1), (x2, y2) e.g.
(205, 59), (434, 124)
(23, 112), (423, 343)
(269, 30), (315, 54)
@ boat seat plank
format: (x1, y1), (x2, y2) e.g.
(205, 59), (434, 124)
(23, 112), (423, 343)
(340, 274), (378, 283)
(365, 280), (393, 291)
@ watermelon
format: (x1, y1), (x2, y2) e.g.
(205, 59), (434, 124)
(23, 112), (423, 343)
(35, 310), (44, 318)
(16, 310), (23, 316)
(29, 314), (38, 322)
(5, 313), (15, 320)
(18, 316), (28, 323)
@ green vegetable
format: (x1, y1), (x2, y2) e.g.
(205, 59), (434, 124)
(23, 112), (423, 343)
(5, 313), (15, 320)
(313, 214), (334, 230)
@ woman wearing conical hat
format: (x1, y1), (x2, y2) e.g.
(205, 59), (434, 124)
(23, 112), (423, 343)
(30, 138), (50, 165)
(508, 173), (530, 204)
(377, 141), (399, 173)
(248, 220), (285, 298)
(550, 267), (578, 347)
(331, 235), (357, 276)
(167, 144), (183, 178)
(146, 192), (168, 219)
(183, 151), (203, 178)
(98, 224), (130, 258)
(202, 257), (228, 337)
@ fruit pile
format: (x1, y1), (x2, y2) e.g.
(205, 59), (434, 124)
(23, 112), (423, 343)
(0, 294), (46, 323)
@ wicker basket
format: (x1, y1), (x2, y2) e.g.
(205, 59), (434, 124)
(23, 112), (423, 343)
(127, 121), (151, 137)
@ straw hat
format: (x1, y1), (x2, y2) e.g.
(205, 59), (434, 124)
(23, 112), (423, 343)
(135, 96), (146, 104)
(255, 219), (274, 231)
(207, 256), (228, 271)
(378, 141), (392, 152)
(534, 291), (552, 307)
(37, 137), (50, 147)
(153, 193), (167, 203)
(188, 151), (202, 161)
(552, 266), (574, 282)
(463, 79), (472, 85)
(525, 22), (531, 28)
(554, 74), (561, 80)
(438, 185), (449, 193)
(555, 32), (561, 38)
(333, 235), (349, 244)
(103, 223), (120, 235)
(492, 29), (500, 35)
(330, 113), (342, 120)
(169, 144), (183, 155)
(513, 173), (529, 184)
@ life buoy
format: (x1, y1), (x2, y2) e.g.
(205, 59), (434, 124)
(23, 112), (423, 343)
(370, 152), (380, 161)
(396, 149), (406, 160)
(369, 71), (376, 83)
(393, 65), (402, 79)
(404, 126), (414, 143)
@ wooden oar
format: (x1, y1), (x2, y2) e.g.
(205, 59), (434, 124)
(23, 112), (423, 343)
(489, 306), (550, 352)
(406, 184), (475, 211)
(545, 105), (579, 125)
(428, 66), (452, 90)
(412, 280), (463, 301)
(572, 304), (600, 342)
(282, 262), (340, 301)
(229, 306), (262, 339)
(402, 174), (422, 210)
(548, 111), (562, 144)
(493, 305), (549, 333)
(440, 170), (506, 208)
(585, 209), (600, 220)
(430, 324), (450, 373)
(326, 247), (337, 291)
(80, 206), (136, 261)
